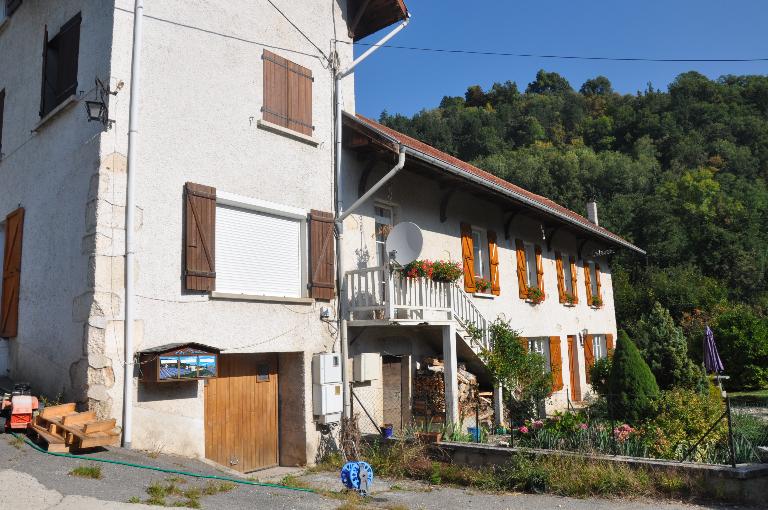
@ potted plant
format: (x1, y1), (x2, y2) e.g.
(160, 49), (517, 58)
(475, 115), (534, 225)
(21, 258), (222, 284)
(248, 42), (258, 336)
(474, 277), (491, 293)
(431, 260), (463, 283)
(564, 292), (577, 306)
(401, 259), (434, 279)
(590, 295), (603, 308)
(526, 286), (544, 304)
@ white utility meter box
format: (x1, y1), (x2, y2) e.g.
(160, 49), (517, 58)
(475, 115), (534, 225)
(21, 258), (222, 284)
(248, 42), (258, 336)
(313, 382), (342, 424)
(312, 352), (342, 385)
(353, 353), (380, 382)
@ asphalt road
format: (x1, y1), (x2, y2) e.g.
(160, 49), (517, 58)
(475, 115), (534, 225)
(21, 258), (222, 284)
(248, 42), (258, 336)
(0, 434), (740, 509)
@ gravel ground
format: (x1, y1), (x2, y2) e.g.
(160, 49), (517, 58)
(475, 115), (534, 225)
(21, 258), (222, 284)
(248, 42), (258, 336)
(0, 434), (745, 509)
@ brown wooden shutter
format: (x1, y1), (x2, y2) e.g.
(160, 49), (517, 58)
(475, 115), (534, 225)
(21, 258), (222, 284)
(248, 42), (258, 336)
(184, 183), (216, 292)
(534, 244), (545, 299)
(1, 207), (24, 338)
(569, 256), (579, 304)
(583, 334), (594, 383)
(584, 262), (593, 305)
(595, 263), (602, 305)
(55, 13), (81, 104)
(487, 230), (500, 296)
(262, 50), (313, 136)
(39, 24), (48, 117)
(5, 0), (22, 16)
(0, 89), (4, 157)
(460, 223), (475, 293)
(515, 239), (527, 299)
(549, 336), (564, 391)
(309, 210), (335, 300)
(555, 251), (566, 303)
(606, 333), (614, 356)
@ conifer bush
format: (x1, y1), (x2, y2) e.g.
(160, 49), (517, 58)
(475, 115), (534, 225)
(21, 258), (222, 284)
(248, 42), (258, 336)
(608, 330), (660, 424)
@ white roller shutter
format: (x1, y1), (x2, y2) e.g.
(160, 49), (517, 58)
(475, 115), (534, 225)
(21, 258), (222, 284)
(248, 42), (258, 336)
(215, 204), (302, 297)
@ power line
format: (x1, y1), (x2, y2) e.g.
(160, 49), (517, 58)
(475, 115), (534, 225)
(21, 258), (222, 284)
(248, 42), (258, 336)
(114, 6), (325, 61)
(263, 0), (329, 62)
(336, 40), (768, 63)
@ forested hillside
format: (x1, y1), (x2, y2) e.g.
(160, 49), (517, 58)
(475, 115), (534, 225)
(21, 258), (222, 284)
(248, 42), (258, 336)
(381, 71), (768, 389)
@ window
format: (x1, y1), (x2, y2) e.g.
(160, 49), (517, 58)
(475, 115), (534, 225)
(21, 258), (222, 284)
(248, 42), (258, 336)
(588, 262), (598, 297)
(40, 13), (81, 118)
(592, 334), (608, 360)
(374, 204), (394, 265)
(215, 204), (305, 298)
(563, 257), (573, 294)
(262, 49), (313, 136)
(524, 242), (538, 288)
(528, 337), (551, 371)
(472, 229), (487, 278)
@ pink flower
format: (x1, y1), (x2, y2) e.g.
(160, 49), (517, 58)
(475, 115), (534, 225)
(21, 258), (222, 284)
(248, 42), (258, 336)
(532, 420), (544, 430)
(578, 423), (588, 430)
(518, 426), (529, 434)
(613, 424), (635, 442)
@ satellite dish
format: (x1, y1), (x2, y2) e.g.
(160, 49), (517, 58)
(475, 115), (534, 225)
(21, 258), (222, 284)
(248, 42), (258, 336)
(385, 222), (423, 266)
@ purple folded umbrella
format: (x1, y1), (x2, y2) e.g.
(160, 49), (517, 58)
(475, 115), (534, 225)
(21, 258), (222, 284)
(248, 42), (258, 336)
(703, 326), (724, 374)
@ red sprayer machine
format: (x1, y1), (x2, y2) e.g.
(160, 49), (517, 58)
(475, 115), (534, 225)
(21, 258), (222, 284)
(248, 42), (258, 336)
(1, 383), (39, 432)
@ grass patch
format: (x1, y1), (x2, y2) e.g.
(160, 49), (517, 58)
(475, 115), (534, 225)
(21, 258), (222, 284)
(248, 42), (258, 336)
(69, 465), (102, 479)
(7, 435), (26, 449)
(134, 477), (235, 507)
(730, 389), (768, 398)
(314, 439), (726, 502)
(280, 474), (312, 490)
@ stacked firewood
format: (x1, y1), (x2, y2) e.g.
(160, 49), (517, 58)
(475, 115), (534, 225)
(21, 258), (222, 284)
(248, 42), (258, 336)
(412, 357), (494, 426)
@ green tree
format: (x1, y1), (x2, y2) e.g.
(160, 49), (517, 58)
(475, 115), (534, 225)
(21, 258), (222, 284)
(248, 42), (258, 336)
(480, 319), (552, 422)
(629, 302), (706, 390)
(712, 305), (768, 389)
(608, 331), (660, 423)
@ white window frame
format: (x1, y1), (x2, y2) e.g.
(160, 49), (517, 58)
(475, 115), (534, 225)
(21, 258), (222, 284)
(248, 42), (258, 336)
(215, 191), (308, 299)
(524, 242), (538, 289)
(563, 255), (574, 294)
(528, 337), (551, 372)
(374, 203), (395, 266)
(471, 228), (488, 279)
(592, 334), (607, 360)
(588, 260), (599, 297)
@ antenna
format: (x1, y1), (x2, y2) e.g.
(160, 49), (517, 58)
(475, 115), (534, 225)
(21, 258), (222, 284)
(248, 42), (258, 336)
(385, 222), (423, 266)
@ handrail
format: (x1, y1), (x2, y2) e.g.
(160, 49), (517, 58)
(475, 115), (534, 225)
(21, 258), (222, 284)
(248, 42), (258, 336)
(449, 283), (491, 351)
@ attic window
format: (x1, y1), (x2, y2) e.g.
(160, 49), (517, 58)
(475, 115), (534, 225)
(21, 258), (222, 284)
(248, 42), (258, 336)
(40, 13), (81, 118)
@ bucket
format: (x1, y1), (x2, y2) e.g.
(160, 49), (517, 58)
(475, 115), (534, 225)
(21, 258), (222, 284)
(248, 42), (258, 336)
(380, 424), (394, 438)
(467, 427), (481, 441)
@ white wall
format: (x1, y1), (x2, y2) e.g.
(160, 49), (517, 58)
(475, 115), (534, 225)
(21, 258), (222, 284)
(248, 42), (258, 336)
(341, 160), (620, 407)
(101, 0), (355, 458)
(0, 0), (116, 402)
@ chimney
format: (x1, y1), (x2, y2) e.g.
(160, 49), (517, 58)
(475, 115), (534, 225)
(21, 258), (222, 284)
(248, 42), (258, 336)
(587, 201), (599, 226)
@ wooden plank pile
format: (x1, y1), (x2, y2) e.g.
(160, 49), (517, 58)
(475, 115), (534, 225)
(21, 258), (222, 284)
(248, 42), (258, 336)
(27, 403), (120, 452)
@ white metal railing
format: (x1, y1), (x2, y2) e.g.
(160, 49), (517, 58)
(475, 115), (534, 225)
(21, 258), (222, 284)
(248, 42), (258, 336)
(345, 266), (492, 353)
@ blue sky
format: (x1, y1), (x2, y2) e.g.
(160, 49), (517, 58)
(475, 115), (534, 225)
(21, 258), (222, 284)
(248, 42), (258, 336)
(352, 1), (768, 118)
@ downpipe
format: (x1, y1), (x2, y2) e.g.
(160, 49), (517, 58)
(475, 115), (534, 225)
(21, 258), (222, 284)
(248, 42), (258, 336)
(122, 0), (144, 448)
(333, 15), (410, 419)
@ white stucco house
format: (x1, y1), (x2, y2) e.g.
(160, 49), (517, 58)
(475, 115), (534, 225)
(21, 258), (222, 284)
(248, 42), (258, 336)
(0, 0), (642, 472)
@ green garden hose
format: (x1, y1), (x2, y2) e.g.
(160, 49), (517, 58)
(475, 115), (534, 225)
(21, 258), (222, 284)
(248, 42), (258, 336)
(10, 432), (315, 493)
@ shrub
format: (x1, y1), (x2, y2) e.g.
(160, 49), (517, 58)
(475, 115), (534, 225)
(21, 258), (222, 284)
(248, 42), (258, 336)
(608, 331), (660, 424)
(589, 356), (612, 397)
(630, 302), (706, 391)
(643, 384), (726, 460)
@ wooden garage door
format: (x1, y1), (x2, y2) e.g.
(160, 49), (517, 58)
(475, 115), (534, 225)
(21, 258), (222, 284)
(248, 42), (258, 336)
(204, 354), (278, 472)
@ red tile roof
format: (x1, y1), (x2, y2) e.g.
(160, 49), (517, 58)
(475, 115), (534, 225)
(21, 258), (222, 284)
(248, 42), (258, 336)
(347, 113), (644, 254)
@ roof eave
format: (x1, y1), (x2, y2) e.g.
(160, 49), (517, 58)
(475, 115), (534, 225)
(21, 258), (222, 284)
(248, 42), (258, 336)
(344, 112), (646, 256)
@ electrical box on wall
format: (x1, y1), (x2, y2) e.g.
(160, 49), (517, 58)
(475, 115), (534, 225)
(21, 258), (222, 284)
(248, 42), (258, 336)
(313, 382), (342, 424)
(353, 353), (380, 382)
(312, 353), (342, 385)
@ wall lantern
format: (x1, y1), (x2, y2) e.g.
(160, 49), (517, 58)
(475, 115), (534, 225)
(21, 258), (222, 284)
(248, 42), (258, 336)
(580, 328), (589, 346)
(84, 78), (118, 129)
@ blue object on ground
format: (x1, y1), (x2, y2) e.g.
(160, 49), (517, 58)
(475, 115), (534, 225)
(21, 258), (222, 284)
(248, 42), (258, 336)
(340, 461), (374, 490)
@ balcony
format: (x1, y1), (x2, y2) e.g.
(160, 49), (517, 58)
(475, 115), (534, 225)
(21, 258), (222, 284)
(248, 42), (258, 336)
(344, 266), (491, 353)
